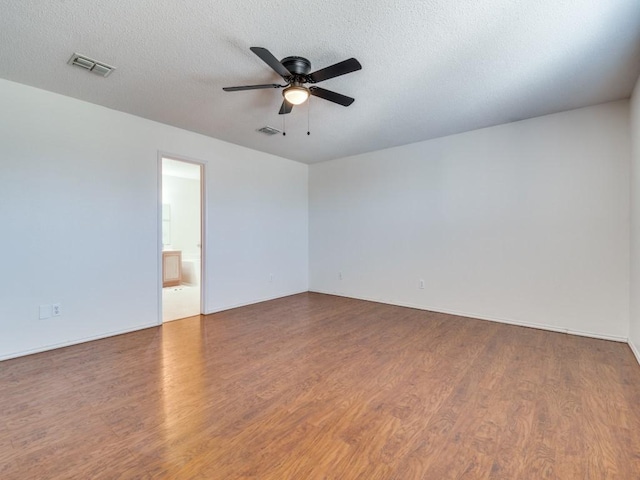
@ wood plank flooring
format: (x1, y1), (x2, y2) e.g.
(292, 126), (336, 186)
(1, 292), (640, 479)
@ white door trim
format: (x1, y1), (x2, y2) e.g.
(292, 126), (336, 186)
(157, 152), (207, 324)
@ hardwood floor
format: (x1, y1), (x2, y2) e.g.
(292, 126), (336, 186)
(1, 292), (640, 479)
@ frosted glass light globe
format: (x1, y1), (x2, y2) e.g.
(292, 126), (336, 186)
(283, 86), (309, 105)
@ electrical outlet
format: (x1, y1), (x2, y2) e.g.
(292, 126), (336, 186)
(52, 304), (61, 316)
(419, 279), (425, 289)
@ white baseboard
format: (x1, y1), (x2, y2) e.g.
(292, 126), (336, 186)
(205, 289), (308, 315)
(0, 323), (159, 362)
(1, 291), (308, 362)
(629, 337), (640, 367)
(5, 290), (633, 363)
(309, 290), (628, 343)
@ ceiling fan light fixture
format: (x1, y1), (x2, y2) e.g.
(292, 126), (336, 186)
(283, 86), (309, 105)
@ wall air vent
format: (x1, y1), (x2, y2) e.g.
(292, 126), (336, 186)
(257, 126), (281, 136)
(67, 53), (115, 77)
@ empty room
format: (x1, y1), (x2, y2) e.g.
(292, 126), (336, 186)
(2, 1), (640, 478)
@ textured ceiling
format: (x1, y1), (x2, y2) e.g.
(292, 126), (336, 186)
(1, 1), (639, 164)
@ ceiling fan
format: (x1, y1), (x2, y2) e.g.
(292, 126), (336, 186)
(223, 47), (362, 115)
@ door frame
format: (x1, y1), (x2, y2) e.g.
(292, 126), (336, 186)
(157, 152), (207, 324)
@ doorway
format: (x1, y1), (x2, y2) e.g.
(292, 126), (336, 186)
(160, 156), (203, 322)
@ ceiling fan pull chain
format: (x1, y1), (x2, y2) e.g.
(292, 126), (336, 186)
(282, 111), (286, 136)
(307, 97), (311, 136)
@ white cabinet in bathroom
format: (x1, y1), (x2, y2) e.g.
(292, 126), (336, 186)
(162, 250), (182, 287)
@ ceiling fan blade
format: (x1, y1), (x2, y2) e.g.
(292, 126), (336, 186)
(309, 58), (362, 83)
(250, 47), (292, 78)
(223, 83), (283, 92)
(309, 86), (354, 107)
(279, 100), (293, 115)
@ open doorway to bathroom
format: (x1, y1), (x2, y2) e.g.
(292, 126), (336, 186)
(161, 157), (203, 322)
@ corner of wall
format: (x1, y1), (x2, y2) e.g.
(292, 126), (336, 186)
(630, 73), (640, 367)
(630, 337), (640, 366)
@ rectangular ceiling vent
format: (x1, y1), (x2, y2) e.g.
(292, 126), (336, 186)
(67, 53), (115, 77)
(257, 126), (281, 136)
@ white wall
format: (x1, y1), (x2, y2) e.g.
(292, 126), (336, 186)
(310, 101), (631, 340)
(0, 78), (308, 360)
(630, 76), (640, 363)
(1, 75), (633, 361)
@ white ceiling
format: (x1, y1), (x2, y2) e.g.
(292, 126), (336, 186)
(1, 1), (639, 164)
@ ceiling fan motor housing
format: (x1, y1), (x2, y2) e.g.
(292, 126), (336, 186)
(281, 56), (311, 76)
